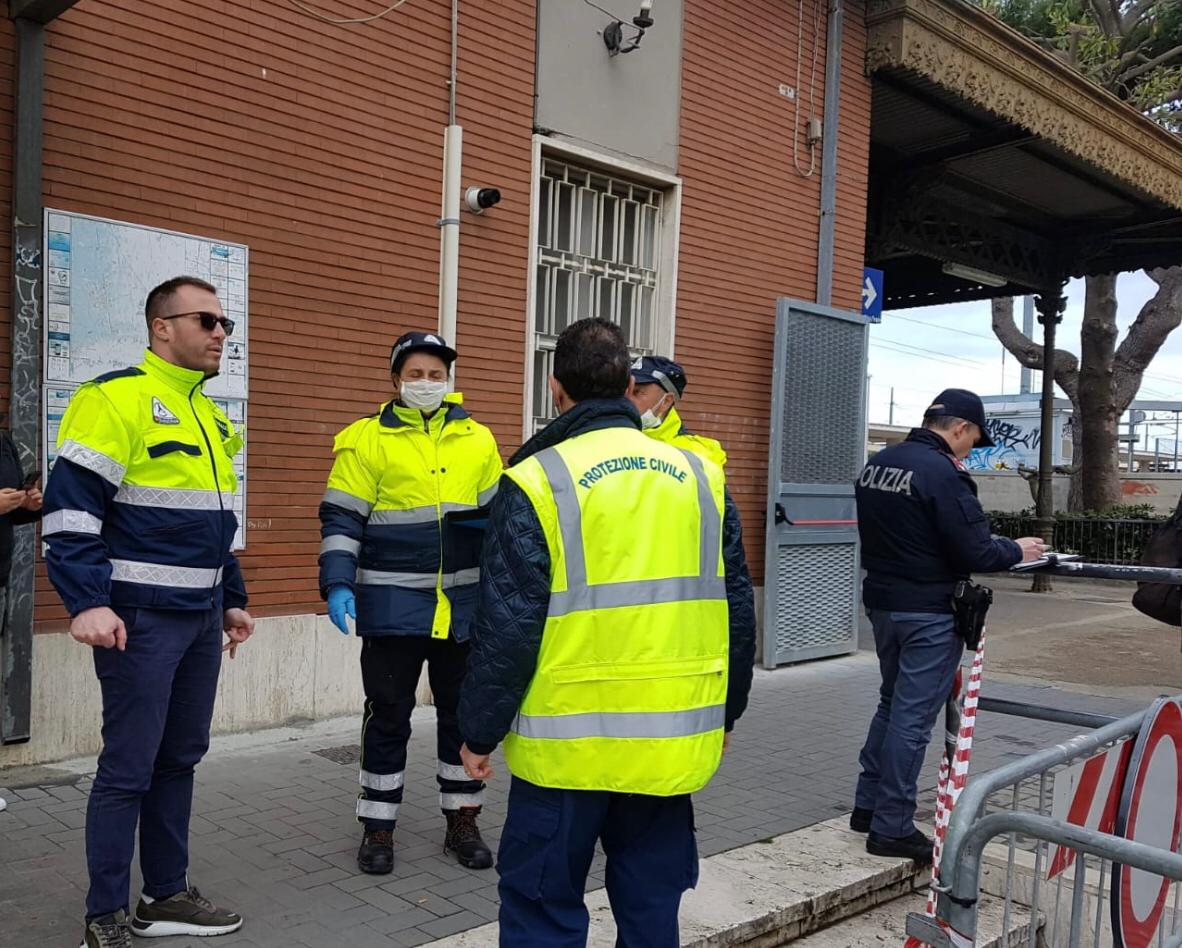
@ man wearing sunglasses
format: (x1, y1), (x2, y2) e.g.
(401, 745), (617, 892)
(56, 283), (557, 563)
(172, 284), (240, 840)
(43, 276), (253, 948)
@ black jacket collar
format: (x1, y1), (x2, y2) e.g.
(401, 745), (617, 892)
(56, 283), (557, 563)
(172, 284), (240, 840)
(510, 398), (640, 465)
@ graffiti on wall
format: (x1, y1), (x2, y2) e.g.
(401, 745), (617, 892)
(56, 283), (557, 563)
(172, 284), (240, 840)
(967, 416), (1042, 471)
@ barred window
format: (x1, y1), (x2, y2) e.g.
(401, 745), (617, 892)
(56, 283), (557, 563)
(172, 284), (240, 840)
(531, 158), (665, 432)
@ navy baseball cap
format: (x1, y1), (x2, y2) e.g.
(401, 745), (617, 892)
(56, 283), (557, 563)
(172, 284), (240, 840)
(631, 355), (687, 399)
(925, 388), (994, 447)
(389, 331), (457, 373)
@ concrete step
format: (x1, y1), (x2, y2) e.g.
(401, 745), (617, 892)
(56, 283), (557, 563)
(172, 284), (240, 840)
(793, 890), (1042, 948)
(429, 816), (928, 946)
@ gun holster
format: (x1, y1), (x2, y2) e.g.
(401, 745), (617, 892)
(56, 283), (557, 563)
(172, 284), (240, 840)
(951, 581), (992, 651)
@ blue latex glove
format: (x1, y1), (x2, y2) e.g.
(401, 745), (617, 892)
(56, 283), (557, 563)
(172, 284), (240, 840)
(327, 586), (356, 636)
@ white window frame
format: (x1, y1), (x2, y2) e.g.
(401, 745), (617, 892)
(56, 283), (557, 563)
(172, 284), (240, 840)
(523, 135), (682, 440)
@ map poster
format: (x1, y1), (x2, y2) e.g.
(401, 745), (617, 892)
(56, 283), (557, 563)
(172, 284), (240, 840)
(42, 211), (249, 400)
(41, 211), (251, 549)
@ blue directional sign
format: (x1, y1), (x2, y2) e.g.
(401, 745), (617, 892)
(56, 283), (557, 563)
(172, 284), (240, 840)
(862, 267), (884, 322)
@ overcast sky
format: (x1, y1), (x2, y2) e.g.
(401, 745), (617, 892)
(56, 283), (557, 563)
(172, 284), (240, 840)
(868, 272), (1182, 452)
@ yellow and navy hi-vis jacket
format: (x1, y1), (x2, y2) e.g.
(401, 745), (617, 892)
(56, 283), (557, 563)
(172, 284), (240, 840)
(318, 396), (502, 639)
(42, 349), (246, 616)
(645, 405), (728, 469)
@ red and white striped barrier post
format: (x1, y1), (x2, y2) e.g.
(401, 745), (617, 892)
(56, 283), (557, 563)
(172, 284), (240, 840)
(904, 633), (987, 948)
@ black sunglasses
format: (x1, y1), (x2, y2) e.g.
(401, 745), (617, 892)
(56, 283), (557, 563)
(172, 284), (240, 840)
(160, 311), (235, 336)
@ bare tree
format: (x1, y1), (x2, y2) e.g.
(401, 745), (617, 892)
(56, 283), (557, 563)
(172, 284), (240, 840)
(993, 270), (1182, 510)
(982, 0), (1182, 511)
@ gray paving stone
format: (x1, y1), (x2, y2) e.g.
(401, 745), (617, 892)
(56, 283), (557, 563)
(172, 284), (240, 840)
(0, 655), (1142, 946)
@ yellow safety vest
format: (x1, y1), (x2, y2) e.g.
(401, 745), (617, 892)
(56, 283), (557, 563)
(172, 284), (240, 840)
(646, 405), (728, 469)
(502, 425), (728, 795)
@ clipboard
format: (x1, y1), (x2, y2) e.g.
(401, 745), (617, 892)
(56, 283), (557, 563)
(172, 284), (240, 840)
(1009, 552), (1082, 571)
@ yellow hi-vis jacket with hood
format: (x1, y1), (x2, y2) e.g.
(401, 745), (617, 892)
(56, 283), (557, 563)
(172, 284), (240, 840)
(318, 396), (502, 638)
(645, 405), (728, 469)
(42, 349), (247, 616)
(475, 397), (734, 794)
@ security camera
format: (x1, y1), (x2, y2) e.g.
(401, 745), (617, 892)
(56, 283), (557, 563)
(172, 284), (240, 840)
(464, 187), (502, 214)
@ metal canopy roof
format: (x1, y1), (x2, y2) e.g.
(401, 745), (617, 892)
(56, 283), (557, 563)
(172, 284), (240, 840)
(865, 0), (1182, 309)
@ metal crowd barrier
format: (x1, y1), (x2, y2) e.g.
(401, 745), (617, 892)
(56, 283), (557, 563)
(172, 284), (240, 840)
(907, 704), (1182, 947)
(909, 559), (1182, 947)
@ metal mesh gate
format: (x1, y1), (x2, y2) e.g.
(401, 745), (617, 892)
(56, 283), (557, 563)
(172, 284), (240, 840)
(763, 299), (869, 667)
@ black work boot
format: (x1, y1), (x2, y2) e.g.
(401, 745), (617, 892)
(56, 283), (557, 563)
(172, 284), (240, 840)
(443, 806), (493, 870)
(357, 828), (394, 874)
(867, 828), (934, 864)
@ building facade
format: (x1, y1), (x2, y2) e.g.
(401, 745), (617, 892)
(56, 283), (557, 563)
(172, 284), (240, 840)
(0, 0), (871, 765)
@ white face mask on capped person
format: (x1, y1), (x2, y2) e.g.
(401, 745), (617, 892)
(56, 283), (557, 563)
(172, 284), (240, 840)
(400, 379), (449, 412)
(640, 395), (672, 431)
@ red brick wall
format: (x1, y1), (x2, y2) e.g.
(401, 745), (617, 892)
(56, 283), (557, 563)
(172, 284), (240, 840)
(26, 0), (535, 625)
(2, 0), (869, 625)
(676, 0), (870, 580)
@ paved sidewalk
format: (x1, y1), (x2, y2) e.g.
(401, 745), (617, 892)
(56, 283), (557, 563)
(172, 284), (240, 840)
(0, 652), (1147, 948)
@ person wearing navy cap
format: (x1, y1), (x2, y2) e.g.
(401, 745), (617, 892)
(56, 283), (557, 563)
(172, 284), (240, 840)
(851, 388), (1044, 863)
(318, 330), (502, 875)
(629, 355), (727, 469)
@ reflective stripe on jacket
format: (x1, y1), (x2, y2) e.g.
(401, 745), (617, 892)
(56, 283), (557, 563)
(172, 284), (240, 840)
(43, 349), (246, 615)
(318, 397), (502, 638)
(501, 424), (728, 795)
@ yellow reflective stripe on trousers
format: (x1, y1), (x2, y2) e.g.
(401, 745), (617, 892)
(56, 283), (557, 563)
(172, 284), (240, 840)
(513, 704), (726, 739)
(533, 447), (724, 617)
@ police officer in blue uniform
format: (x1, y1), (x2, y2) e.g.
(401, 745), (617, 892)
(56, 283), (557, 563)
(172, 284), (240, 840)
(851, 389), (1044, 863)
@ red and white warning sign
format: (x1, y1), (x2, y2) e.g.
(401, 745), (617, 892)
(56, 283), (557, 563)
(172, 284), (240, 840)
(1112, 697), (1182, 948)
(1047, 738), (1133, 879)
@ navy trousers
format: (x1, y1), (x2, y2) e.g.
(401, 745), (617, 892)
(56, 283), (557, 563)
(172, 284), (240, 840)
(357, 635), (484, 829)
(855, 609), (963, 838)
(497, 777), (698, 948)
(86, 606), (222, 920)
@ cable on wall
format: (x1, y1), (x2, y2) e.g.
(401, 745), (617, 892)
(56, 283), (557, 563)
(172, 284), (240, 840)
(285, 0), (412, 25)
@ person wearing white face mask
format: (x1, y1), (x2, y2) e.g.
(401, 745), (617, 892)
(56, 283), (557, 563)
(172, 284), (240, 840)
(318, 331), (502, 876)
(629, 355), (728, 469)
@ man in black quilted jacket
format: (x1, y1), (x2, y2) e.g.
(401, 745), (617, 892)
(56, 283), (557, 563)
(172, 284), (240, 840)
(457, 318), (757, 946)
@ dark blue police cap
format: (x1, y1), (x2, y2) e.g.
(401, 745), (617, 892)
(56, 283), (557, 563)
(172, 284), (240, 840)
(925, 388), (994, 447)
(630, 355), (686, 399)
(389, 331), (457, 373)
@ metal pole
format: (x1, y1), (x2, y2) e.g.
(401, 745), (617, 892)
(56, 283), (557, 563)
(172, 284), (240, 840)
(1, 17), (45, 746)
(1033, 289), (1064, 594)
(1020, 296), (1034, 394)
(814, 0), (843, 306)
(977, 696), (1118, 729)
(1173, 411), (1178, 471)
(889, 386), (894, 426)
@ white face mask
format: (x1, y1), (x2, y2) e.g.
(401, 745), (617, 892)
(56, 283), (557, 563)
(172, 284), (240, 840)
(640, 395), (671, 430)
(400, 379), (448, 411)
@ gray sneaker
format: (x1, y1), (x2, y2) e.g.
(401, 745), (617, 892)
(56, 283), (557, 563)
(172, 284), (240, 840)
(130, 886), (243, 938)
(80, 909), (132, 948)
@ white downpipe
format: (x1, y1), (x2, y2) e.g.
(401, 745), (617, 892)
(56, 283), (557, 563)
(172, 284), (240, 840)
(438, 124), (462, 363)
